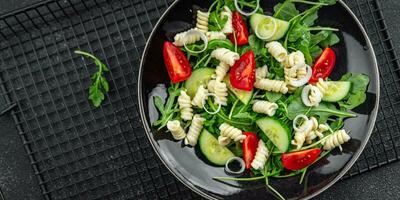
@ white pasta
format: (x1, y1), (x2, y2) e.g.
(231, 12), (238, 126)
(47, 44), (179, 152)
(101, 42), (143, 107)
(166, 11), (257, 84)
(173, 29), (201, 46)
(292, 117), (321, 149)
(316, 78), (329, 95)
(251, 140), (269, 170)
(220, 6), (233, 34)
(252, 100), (278, 116)
(214, 62), (230, 82)
(206, 31), (226, 41)
(191, 85), (208, 107)
(196, 10), (209, 33)
(208, 80), (228, 106)
(304, 117), (319, 144)
(284, 51), (305, 68)
(218, 123), (246, 146)
(308, 85), (323, 107)
(266, 41), (288, 63)
(178, 90), (193, 121)
(254, 79), (288, 94)
(322, 129), (351, 151)
(167, 120), (187, 140)
(211, 48), (240, 66)
(314, 124), (330, 139)
(256, 65), (269, 80)
(185, 114), (206, 146)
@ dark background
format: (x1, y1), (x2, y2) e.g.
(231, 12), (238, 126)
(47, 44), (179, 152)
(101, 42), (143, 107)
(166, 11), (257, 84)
(0, 0), (400, 199)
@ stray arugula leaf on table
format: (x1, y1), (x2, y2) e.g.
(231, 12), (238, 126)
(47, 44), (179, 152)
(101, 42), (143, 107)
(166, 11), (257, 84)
(75, 50), (110, 107)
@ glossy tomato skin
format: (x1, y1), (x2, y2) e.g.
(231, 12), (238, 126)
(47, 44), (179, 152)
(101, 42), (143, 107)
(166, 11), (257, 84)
(163, 41), (192, 83)
(309, 47), (336, 83)
(230, 51), (256, 91)
(281, 148), (321, 171)
(242, 132), (259, 169)
(229, 11), (249, 45)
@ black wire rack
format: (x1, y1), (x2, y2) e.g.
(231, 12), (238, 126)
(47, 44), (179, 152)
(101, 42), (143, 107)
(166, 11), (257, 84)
(0, 0), (399, 199)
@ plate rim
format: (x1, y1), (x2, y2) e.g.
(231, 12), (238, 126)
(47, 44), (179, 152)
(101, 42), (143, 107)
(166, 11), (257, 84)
(137, 0), (380, 199)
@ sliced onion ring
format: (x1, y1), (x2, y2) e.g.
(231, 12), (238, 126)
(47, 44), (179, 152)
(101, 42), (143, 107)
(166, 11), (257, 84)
(254, 17), (277, 40)
(183, 29), (208, 54)
(301, 85), (322, 107)
(293, 114), (309, 132)
(289, 64), (312, 87)
(203, 93), (222, 115)
(225, 157), (245, 175)
(234, 0), (260, 16)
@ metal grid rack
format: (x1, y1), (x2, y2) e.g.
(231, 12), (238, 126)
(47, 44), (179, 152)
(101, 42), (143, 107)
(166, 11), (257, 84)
(0, 0), (399, 199)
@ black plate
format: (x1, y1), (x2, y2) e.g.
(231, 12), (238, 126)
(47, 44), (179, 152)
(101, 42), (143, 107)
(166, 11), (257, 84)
(138, 0), (380, 199)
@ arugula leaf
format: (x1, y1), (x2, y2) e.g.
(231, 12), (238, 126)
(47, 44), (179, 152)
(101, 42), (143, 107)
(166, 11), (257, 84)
(287, 97), (356, 123)
(295, 32), (313, 65)
(310, 30), (331, 46)
(265, 92), (283, 103)
(320, 0), (337, 5)
(153, 84), (181, 129)
(302, 9), (318, 26)
(153, 96), (165, 113)
(273, 2), (299, 21)
(75, 50), (110, 107)
(310, 45), (322, 59)
(339, 73), (370, 109)
(208, 11), (227, 32)
(320, 33), (340, 47)
(248, 34), (265, 56)
(288, 23), (308, 42)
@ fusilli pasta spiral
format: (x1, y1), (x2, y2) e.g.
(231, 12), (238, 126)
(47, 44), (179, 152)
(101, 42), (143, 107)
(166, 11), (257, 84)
(252, 100), (278, 116)
(185, 114), (206, 146)
(322, 129), (351, 151)
(210, 81), (228, 106)
(178, 90), (193, 121)
(284, 51), (305, 68)
(214, 62), (230, 82)
(308, 85), (323, 107)
(173, 29), (201, 46)
(192, 85), (208, 107)
(266, 41), (288, 63)
(251, 140), (269, 170)
(316, 78), (329, 95)
(196, 10), (209, 33)
(211, 48), (240, 66)
(167, 120), (187, 140)
(220, 6), (233, 34)
(292, 117), (320, 149)
(206, 31), (226, 41)
(256, 65), (269, 80)
(254, 79), (288, 94)
(218, 123), (246, 146)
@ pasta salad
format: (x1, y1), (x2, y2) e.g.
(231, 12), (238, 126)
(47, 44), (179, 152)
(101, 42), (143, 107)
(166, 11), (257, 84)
(152, 0), (370, 198)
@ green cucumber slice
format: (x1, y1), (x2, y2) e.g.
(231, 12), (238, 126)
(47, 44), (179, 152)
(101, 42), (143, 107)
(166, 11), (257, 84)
(322, 81), (351, 102)
(199, 129), (235, 166)
(256, 117), (291, 153)
(224, 76), (253, 105)
(250, 13), (289, 41)
(185, 68), (214, 97)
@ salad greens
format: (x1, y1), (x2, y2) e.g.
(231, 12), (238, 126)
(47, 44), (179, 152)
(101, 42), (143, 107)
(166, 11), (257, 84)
(153, 0), (371, 199)
(75, 50), (110, 107)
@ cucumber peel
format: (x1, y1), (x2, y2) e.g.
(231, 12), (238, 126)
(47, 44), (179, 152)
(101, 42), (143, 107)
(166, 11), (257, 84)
(199, 129), (235, 166)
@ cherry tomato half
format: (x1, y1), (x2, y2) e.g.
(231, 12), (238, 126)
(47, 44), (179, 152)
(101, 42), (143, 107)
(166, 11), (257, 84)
(242, 132), (259, 169)
(230, 51), (256, 91)
(163, 41), (192, 83)
(309, 48), (336, 83)
(229, 11), (249, 45)
(281, 148), (321, 171)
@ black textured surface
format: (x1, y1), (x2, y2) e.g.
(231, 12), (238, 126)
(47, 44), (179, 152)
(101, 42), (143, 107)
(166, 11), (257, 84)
(0, 0), (399, 199)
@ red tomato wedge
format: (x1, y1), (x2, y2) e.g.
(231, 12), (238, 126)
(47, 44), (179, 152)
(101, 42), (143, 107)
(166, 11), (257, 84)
(230, 51), (256, 91)
(309, 47), (336, 83)
(281, 148), (321, 171)
(162, 41), (192, 83)
(229, 11), (249, 45)
(242, 132), (259, 169)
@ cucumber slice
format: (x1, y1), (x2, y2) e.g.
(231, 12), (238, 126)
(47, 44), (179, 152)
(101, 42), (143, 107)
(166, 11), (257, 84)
(224, 76), (253, 105)
(256, 117), (290, 153)
(185, 68), (214, 97)
(322, 81), (351, 102)
(199, 129), (235, 166)
(250, 14), (289, 41)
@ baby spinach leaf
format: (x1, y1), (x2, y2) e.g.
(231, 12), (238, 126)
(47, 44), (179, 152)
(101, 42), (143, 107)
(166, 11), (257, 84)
(248, 34), (265, 56)
(320, 33), (340, 47)
(265, 92), (283, 103)
(339, 73), (370, 109)
(287, 97), (356, 123)
(273, 2), (299, 21)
